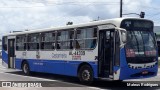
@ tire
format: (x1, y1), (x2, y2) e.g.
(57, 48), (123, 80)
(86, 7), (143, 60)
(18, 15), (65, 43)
(114, 80), (123, 82)
(78, 65), (93, 85)
(22, 61), (30, 75)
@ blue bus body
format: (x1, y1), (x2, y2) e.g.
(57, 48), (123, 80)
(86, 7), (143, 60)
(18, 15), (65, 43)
(2, 18), (158, 82)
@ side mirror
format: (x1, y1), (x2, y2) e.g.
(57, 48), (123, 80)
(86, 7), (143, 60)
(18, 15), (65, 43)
(121, 30), (127, 43)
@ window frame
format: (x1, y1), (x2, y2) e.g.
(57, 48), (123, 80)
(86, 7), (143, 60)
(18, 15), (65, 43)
(16, 35), (27, 51)
(56, 29), (75, 51)
(75, 26), (98, 50)
(27, 33), (40, 51)
(2, 36), (8, 51)
(40, 31), (56, 51)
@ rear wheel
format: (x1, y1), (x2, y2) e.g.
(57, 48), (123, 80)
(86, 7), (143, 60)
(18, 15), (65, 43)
(78, 65), (93, 85)
(114, 80), (123, 82)
(22, 62), (30, 75)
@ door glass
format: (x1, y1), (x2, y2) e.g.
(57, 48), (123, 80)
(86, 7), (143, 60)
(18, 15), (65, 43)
(115, 31), (120, 66)
(99, 30), (115, 77)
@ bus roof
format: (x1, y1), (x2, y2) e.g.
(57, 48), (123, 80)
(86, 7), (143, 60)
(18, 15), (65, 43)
(3, 17), (152, 36)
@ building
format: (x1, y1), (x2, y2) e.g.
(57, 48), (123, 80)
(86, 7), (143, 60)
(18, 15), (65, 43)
(154, 26), (160, 56)
(154, 26), (160, 41)
(0, 39), (2, 58)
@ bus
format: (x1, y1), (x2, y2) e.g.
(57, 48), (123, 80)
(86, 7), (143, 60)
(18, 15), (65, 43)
(2, 17), (158, 84)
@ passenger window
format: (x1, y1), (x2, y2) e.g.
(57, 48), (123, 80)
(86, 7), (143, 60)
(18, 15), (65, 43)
(2, 36), (7, 51)
(27, 33), (39, 50)
(16, 35), (26, 51)
(76, 27), (97, 49)
(57, 30), (74, 50)
(41, 32), (55, 50)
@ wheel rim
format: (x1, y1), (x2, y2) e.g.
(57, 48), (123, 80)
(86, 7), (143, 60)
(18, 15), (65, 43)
(23, 64), (28, 74)
(82, 70), (90, 81)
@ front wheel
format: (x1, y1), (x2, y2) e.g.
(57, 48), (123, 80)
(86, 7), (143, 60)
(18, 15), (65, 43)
(22, 62), (30, 75)
(78, 65), (93, 85)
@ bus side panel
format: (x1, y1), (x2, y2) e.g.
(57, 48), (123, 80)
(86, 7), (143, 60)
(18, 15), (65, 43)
(120, 48), (128, 68)
(89, 62), (98, 78)
(43, 60), (98, 77)
(64, 61), (98, 78)
(14, 58), (98, 78)
(27, 59), (48, 72)
(43, 60), (65, 75)
(15, 59), (45, 72)
(16, 59), (65, 75)
(64, 61), (78, 76)
(2, 50), (8, 67)
(119, 47), (131, 80)
(15, 58), (22, 69)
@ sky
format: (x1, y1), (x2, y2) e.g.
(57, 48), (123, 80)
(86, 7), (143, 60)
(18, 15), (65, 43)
(0, 0), (160, 37)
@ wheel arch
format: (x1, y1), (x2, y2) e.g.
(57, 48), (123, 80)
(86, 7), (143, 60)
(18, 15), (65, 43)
(77, 62), (94, 76)
(21, 59), (29, 69)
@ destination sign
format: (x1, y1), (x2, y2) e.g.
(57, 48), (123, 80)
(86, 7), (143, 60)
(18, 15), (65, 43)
(121, 19), (153, 29)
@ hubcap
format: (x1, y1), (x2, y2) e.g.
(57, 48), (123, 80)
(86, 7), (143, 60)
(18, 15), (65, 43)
(82, 70), (90, 81)
(23, 64), (28, 73)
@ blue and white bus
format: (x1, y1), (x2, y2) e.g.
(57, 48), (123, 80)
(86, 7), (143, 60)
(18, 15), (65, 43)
(2, 17), (158, 84)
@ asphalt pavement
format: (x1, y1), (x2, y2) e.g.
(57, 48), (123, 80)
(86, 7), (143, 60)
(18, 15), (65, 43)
(0, 59), (160, 90)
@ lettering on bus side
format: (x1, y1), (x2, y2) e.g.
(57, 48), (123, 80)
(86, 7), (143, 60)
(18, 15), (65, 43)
(52, 53), (67, 59)
(69, 51), (85, 60)
(69, 51), (85, 56)
(72, 55), (81, 60)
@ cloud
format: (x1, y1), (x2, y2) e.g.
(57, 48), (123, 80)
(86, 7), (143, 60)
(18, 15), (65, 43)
(0, 0), (159, 38)
(123, 0), (152, 15)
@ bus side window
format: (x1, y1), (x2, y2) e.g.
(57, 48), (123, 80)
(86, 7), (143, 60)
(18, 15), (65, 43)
(24, 43), (26, 50)
(41, 42), (44, 49)
(76, 27), (97, 49)
(76, 40), (80, 49)
(57, 43), (60, 49)
(69, 41), (73, 49)
(90, 39), (97, 48)
(27, 33), (39, 50)
(37, 43), (39, 49)
(52, 43), (55, 49)
(2, 36), (8, 51)
(28, 45), (30, 50)
(41, 32), (55, 50)
(90, 28), (97, 49)
(57, 30), (74, 50)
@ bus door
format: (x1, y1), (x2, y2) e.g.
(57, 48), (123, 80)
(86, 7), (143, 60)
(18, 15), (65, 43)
(98, 29), (115, 78)
(98, 28), (127, 80)
(8, 39), (15, 68)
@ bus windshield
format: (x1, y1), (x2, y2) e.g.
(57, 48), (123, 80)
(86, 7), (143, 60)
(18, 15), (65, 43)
(120, 19), (157, 61)
(126, 30), (156, 57)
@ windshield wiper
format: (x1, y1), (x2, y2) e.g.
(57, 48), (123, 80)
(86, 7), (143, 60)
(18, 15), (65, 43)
(140, 31), (146, 57)
(132, 31), (140, 55)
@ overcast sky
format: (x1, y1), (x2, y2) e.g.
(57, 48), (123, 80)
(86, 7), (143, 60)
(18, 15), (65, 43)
(0, 0), (160, 37)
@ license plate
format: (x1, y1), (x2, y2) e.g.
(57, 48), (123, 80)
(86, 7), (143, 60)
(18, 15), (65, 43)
(142, 71), (148, 74)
